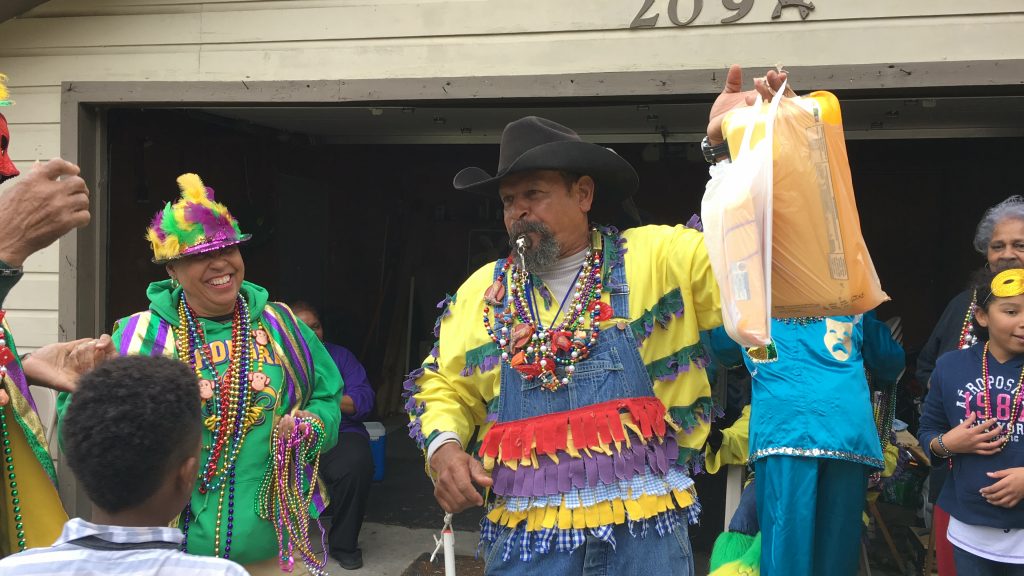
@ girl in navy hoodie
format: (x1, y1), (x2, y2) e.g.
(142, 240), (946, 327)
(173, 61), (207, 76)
(920, 268), (1024, 575)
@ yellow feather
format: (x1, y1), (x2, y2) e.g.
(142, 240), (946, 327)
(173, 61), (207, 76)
(210, 203), (230, 219)
(151, 241), (170, 262)
(155, 236), (180, 261)
(146, 230), (176, 261)
(176, 173), (207, 204)
(146, 229), (162, 255)
(172, 204), (193, 232)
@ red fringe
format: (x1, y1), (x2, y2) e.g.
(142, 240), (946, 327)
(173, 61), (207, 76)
(479, 397), (668, 463)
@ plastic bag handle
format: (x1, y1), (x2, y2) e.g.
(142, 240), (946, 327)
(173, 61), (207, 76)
(737, 93), (762, 153)
(736, 79), (788, 155)
(763, 79), (787, 147)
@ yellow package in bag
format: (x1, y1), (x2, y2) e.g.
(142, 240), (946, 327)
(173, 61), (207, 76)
(722, 91), (888, 317)
(702, 87), (784, 348)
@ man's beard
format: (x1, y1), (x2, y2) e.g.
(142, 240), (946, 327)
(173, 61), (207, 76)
(509, 220), (560, 271)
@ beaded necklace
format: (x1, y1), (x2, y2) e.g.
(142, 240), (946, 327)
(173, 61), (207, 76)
(0, 311), (26, 552)
(482, 233), (608, 391)
(958, 291), (978, 350)
(870, 373), (897, 453)
(257, 417), (328, 575)
(175, 292), (263, 559)
(778, 316), (824, 326)
(980, 341), (1024, 448)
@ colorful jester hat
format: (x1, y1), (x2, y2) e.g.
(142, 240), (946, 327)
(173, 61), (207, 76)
(0, 73), (19, 182)
(146, 173), (251, 263)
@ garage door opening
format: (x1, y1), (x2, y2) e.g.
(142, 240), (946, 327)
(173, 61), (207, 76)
(101, 101), (1024, 545)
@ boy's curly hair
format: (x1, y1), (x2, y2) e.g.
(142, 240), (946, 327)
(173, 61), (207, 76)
(63, 356), (200, 512)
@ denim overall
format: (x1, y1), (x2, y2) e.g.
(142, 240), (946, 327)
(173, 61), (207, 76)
(482, 250), (694, 576)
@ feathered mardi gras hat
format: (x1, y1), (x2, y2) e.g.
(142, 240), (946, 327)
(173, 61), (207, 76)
(146, 173), (251, 263)
(0, 73), (20, 182)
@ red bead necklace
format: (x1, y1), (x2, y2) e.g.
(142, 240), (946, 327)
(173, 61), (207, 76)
(957, 290), (978, 350)
(481, 235), (610, 391)
(980, 341), (1024, 447)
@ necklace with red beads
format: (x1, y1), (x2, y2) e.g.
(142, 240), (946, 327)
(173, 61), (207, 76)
(958, 290), (979, 349)
(482, 232), (610, 391)
(175, 292), (264, 559)
(980, 341), (1024, 448)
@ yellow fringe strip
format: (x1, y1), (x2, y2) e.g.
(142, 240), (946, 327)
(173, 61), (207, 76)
(485, 489), (695, 532)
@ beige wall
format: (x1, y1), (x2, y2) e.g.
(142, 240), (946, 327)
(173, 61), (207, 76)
(0, 0), (1021, 346)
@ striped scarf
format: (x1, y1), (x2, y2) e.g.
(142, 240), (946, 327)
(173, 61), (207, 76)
(114, 302), (314, 410)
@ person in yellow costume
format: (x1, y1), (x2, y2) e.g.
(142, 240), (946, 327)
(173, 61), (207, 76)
(0, 313), (67, 556)
(0, 73), (113, 556)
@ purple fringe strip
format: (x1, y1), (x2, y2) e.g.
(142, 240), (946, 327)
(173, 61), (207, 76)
(492, 434), (680, 498)
(401, 365), (430, 447)
(433, 294), (455, 337)
(652, 351), (710, 383)
(461, 354), (500, 377)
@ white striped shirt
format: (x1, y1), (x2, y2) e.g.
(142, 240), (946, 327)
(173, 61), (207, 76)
(0, 518), (249, 575)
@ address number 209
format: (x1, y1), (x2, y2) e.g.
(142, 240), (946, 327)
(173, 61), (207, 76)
(630, 0), (814, 28)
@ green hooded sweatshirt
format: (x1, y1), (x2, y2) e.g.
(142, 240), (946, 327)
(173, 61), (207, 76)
(57, 280), (343, 566)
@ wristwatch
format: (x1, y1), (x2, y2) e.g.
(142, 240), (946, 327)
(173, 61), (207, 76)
(0, 260), (23, 278)
(701, 136), (731, 164)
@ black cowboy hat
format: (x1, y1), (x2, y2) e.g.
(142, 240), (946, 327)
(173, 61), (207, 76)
(453, 116), (639, 205)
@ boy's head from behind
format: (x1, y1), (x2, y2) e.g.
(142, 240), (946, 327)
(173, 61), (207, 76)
(64, 356), (201, 520)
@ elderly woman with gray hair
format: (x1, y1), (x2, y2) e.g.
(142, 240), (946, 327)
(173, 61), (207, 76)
(919, 196), (1024, 383)
(916, 194), (1024, 576)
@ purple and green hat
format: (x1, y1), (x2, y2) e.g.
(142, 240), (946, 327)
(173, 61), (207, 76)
(146, 173), (251, 263)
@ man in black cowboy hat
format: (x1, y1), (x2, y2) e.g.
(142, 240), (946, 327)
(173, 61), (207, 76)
(403, 65), (788, 575)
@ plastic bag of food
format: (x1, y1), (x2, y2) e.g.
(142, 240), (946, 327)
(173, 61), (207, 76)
(702, 87), (785, 347)
(722, 90), (888, 317)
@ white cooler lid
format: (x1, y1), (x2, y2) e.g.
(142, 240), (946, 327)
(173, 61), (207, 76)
(364, 421), (386, 439)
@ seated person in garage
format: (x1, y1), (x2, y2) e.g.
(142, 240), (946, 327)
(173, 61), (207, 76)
(292, 301), (376, 571)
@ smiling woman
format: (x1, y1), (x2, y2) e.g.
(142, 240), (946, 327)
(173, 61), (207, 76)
(166, 247), (246, 318)
(55, 173), (344, 576)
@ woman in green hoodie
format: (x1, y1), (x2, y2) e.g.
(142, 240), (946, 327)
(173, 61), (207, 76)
(57, 173), (342, 575)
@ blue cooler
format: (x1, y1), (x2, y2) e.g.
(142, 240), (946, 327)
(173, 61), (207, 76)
(364, 422), (386, 482)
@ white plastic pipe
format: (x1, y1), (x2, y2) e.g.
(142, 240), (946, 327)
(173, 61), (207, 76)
(443, 527), (456, 576)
